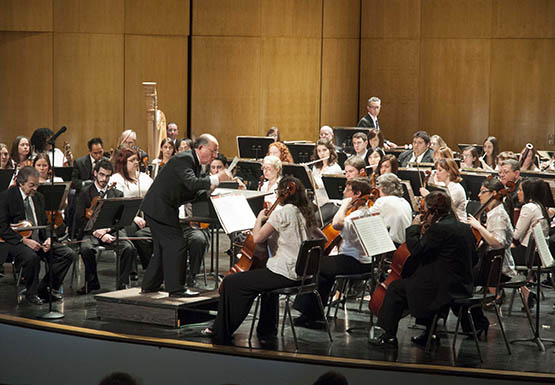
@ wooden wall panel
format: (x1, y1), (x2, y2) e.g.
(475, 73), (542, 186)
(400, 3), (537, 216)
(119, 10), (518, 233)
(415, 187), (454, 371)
(421, 0), (492, 38)
(492, 0), (555, 38)
(0, 0), (52, 32)
(0, 32), (53, 145)
(260, 38), (322, 141)
(260, 0), (322, 38)
(53, 34), (124, 158)
(323, 0), (360, 38)
(419, 39), (490, 149)
(321, 39), (359, 127)
(192, 0), (260, 37)
(359, 39), (420, 145)
(191, 37), (261, 157)
(490, 39), (555, 152)
(362, 0), (421, 39)
(125, 35), (188, 154)
(125, 0), (189, 36)
(53, 0), (124, 34)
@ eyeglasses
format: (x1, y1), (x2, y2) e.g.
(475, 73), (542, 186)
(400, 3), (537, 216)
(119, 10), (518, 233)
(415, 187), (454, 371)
(478, 189), (492, 195)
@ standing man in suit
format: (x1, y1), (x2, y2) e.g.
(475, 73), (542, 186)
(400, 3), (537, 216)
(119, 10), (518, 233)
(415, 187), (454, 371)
(141, 134), (231, 297)
(397, 131), (435, 167)
(0, 167), (74, 304)
(74, 159), (136, 294)
(71, 137), (105, 192)
(357, 96), (382, 129)
(166, 122), (179, 148)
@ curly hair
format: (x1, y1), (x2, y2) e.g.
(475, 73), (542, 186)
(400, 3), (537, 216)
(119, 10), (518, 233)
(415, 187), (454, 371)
(422, 190), (456, 230)
(268, 142), (293, 163)
(312, 139), (338, 169)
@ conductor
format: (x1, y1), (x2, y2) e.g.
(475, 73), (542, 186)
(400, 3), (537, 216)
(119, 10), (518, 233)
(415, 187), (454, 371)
(140, 134), (231, 297)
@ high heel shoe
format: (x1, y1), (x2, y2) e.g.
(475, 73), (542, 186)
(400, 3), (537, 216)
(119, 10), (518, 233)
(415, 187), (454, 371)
(495, 289), (505, 305)
(475, 322), (489, 341)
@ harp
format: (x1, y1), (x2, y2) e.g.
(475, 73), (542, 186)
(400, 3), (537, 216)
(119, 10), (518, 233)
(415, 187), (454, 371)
(142, 82), (167, 159)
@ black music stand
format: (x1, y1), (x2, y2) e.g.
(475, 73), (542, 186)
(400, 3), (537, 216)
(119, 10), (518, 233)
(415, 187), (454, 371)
(236, 160), (263, 190)
(0, 169), (14, 192)
(333, 127), (370, 154)
(237, 136), (275, 160)
(337, 151), (348, 169)
(37, 183), (69, 320)
(322, 175), (346, 200)
(53, 166), (73, 182)
(285, 142), (315, 164)
(85, 197), (142, 290)
(397, 168), (430, 196)
(281, 164), (315, 192)
(460, 172), (491, 201)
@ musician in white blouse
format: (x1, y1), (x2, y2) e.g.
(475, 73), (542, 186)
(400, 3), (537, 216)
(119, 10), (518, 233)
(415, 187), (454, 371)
(260, 155), (282, 208)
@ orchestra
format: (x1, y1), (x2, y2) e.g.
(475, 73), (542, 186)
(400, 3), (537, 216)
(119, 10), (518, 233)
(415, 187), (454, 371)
(1, 115), (554, 357)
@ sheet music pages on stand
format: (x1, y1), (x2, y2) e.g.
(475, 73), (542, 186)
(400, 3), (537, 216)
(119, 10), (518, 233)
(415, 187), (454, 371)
(210, 192), (257, 234)
(352, 215), (396, 257)
(533, 223), (555, 268)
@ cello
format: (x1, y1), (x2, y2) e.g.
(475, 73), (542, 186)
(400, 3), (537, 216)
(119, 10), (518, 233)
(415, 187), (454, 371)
(219, 181), (297, 292)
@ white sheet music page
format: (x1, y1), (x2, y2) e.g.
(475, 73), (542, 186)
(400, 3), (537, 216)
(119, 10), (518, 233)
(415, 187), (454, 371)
(352, 215), (396, 257)
(210, 192), (256, 234)
(533, 223), (554, 267)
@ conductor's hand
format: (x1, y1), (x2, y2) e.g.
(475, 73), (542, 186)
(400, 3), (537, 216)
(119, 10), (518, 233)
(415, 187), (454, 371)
(216, 169), (232, 182)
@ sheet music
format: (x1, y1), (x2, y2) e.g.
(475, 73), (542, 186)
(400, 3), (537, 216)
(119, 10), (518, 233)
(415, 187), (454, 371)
(533, 223), (554, 267)
(352, 215), (396, 257)
(210, 192), (256, 234)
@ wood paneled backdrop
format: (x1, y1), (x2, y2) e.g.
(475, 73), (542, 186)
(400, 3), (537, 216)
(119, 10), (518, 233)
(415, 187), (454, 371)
(0, 0), (553, 159)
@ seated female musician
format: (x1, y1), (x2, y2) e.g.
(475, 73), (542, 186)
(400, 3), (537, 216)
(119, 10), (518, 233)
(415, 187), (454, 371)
(481, 136), (499, 170)
(377, 154), (399, 176)
(267, 141), (294, 163)
(1, 143), (15, 169)
(10, 136), (32, 168)
(430, 134), (447, 153)
(497, 151), (517, 164)
(176, 138), (193, 153)
(110, 146), (154, 273)
(512, 177), (552, 310)
(33, 153), (64, 183)
(421, 158), (467, 222)
(465, 178), (517, 333)
(368, 128), (385, 150)
(151, 137), (176, 178)
(202, 176), (322, 344)
(30, 127), (68, 167)
(365, 147), (385, 176)
(260, 155), (282, 208)
(293, 177), (374, 328)
(312, 139), (342, 179)
(519, 144), (540, 172)
(461, 146), (486, 170)
(371, 191), (476, 349)
(266, 126), (280, 142)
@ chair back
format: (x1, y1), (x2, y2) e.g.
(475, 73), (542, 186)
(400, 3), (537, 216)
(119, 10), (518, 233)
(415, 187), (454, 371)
(295, 238), (326, 286)
(482, 248), (504, 300)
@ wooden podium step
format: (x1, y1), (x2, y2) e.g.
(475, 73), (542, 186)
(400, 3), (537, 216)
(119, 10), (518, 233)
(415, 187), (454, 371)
(95, 288), (219, 328)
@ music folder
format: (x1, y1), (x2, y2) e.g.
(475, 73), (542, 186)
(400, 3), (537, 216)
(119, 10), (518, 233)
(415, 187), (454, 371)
(322, 175), (346, 200)
(53, 166), (73, 182)
(85, 197), (142, 232)
(37, 182), (71, 211)
(352, 215), (396, 257)
(210, 192), (257, 234)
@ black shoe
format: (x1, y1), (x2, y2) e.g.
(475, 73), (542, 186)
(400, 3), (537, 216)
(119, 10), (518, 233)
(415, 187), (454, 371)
(38, 288), (62, 302)
(369, 334), (398, 349)
(76, 282), (100, 295)
(26, 294), (44, 305)
(522, 292), (536, 312)
(411, 332), (440, 347)
(141, 286), (162, 294)
(130, 272), (139, 281)
(169, 288), (200, 298)
(293, 314), (323, 329)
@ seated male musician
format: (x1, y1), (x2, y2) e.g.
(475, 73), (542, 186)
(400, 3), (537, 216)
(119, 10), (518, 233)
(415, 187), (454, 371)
(397, 131), (434, 167)
(71, 137), (105, 192)
(293, 177), (373, 327)
(352, 132), (369, 162)
(343, 156), (366, 180)
(0, 166), (74, 304)
(74, 159), (136, 294)
(370, 191), (476, 349)
(498, 158), (522, 226)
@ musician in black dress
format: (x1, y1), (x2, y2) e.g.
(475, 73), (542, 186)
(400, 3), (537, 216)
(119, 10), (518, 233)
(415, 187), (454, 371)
(371, 191), (476, 348)
(0, 167), (74, 304)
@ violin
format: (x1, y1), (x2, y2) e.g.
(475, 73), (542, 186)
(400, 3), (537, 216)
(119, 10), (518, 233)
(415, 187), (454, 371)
(219, 181), (297, 292)
(0, 220), (35, 242)
(46, 210), (64, 229)
(63, 141), (73, 167)
(86, 182), (117, 219)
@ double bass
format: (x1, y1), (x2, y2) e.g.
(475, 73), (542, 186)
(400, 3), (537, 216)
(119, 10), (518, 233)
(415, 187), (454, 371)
(219, 181), (297, 291)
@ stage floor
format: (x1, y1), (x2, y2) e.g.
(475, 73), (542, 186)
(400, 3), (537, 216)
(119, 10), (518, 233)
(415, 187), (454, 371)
(1, 244), (555, 381)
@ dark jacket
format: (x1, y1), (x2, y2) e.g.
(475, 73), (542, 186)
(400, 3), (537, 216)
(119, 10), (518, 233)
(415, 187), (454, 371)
(71, 154), (94, 191)
(357, 113), (377, 128)
(141, 150), (211, 228)
(403, 214), (476, 318)
(0, 186), (48, 245)
(74, 183), (123, 240)
(398, 148), (434, 167)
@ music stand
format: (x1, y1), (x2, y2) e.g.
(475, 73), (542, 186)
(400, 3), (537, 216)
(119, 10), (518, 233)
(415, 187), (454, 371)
(282, 164), (315, 192)
(397, 168), (430, 195)
(0, 169), (14, 192)
(85, 197), (142, 290)
(237, 136), (275, 160)
(337, 151), (348, 169)
(322, 175), (346, 200)
(400, 181), (418, 212)
(333, 127), (370, 154)
(285, 143), (315, 164)
(460, 171), (491, 201)
(235, 159), (263, 190)
(53, 166), (73, 182)
(37, 182), (69, 319)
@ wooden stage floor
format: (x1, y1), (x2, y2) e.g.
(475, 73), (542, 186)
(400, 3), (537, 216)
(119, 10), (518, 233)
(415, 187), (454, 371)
(1, 245), (555, 383)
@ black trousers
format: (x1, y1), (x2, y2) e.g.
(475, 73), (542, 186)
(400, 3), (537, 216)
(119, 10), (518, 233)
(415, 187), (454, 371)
(38, 243), (75, 292)
(182, 225), (209, 282)
(293, 254), (372, 320)
(0, 243), (41, 295)
(377, 278), (410, 336)
(213, 268), (296, 342)
(125, 223), (153, 270)
(141, 215), (186, 293)
(80, 231), (136, 289)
